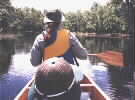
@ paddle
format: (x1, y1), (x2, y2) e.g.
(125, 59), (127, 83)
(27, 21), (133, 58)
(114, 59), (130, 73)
(88, 51), (124, 67)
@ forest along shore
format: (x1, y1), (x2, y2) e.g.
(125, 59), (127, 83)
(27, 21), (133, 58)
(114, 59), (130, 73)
(0, 34), (17, 40)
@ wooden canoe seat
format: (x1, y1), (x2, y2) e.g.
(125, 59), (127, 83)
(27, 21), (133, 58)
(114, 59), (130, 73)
(14, 73), (110, 100)
(80, 83), (93, 100)
(80, 83), (93, 92)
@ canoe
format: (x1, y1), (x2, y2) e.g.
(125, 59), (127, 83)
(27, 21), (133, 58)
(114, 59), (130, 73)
(14, 70), (110, 100)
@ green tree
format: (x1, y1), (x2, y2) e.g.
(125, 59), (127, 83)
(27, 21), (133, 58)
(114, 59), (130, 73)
(63, 0), (128, 34)
(83, 11), (96, 32)
(13, 8), (43, 35)
(64, 12), (78, 32)
(0, 0), (15, 33)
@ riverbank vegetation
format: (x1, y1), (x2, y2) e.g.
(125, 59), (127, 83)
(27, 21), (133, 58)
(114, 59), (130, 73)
(1, 0), (134, 36)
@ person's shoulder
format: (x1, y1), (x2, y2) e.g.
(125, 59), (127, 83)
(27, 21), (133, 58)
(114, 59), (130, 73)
(70, 32), (76, 36)
(69, 32), (78, 40)
(35, 32), (44, 41)
(62, 28), (75, 36)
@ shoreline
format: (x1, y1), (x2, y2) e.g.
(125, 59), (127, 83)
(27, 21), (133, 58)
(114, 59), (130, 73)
(0, 34), (17, 40)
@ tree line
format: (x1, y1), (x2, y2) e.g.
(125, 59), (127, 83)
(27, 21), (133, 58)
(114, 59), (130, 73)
(0, 0), (134, 36)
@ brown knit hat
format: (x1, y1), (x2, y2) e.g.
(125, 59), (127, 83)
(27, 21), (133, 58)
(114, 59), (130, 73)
(35, 57), (74, 97)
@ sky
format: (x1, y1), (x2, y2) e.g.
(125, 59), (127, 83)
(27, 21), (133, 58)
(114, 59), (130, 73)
(11, 0), (110, 13)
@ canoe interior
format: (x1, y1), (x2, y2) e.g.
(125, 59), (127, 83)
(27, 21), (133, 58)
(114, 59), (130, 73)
(15, 74), (110, 100)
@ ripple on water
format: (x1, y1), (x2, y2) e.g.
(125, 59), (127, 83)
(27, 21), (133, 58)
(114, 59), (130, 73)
(0, 52), (36, 100)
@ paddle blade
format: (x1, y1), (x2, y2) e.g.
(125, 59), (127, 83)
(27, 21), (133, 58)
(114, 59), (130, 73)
(96, 51), (124, 67)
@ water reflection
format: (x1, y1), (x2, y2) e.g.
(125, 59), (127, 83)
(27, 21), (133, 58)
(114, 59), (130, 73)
(92, 64), (115, 100)
(80, 36), (133, 100)
(14, 36), (35, 53)
(108, 67), (133, 100)
(0, 73), (31, 100)
(0, 52), (36, 100)
(0, 36), (36, 100)
(0, 36), (133, 100)
(0, 39), (15, 74)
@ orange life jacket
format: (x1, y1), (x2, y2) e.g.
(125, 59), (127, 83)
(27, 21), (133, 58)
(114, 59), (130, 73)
(43, 29), (70, 60)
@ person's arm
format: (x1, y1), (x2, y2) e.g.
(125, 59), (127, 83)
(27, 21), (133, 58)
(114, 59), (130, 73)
(70, 32), (88, 60)
(30, 34), (44, 66)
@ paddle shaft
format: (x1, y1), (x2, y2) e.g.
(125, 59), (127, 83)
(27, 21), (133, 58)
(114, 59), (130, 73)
(88, 51), (124, 67)
(88, 54), (97, 56)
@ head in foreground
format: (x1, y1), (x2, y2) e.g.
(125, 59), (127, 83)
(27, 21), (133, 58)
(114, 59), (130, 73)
(29, 57), (81, 100)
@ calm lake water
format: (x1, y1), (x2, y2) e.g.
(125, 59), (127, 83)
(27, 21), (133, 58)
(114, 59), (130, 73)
(0, 36), (134, 100)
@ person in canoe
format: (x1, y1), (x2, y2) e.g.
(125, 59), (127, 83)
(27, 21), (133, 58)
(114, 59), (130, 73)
(30, 9), (88, 66)
(28, 57), (83, 100)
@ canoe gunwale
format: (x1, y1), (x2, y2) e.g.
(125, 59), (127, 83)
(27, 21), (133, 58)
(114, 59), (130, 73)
(14, 73), (110, 100)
